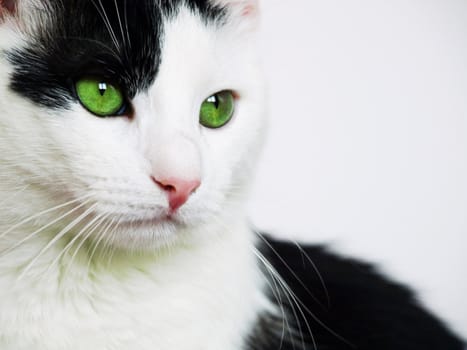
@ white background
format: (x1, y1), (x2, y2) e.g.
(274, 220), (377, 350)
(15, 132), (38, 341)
(249, 0), (467, 336)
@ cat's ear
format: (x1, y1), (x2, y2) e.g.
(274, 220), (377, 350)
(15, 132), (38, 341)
(0, 0), (17, 19)
(0, 1), (49, 32)
(216, 0), (258, 17)
(213, 0), (259, 27)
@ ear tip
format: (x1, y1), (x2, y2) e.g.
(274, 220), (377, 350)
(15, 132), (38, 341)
(241, 3), (257, 17)
(0, 0), (17, 18)
(214, 0), (259, 17)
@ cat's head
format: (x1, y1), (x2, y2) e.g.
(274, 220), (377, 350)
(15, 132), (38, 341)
(0, 0), (265, 251)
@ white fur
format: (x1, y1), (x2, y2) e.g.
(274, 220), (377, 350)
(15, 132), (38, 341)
(0, 4), (270, 349)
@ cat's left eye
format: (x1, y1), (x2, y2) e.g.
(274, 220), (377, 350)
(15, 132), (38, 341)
(75, 78), (127, 117)
(199, 91), (235, 129)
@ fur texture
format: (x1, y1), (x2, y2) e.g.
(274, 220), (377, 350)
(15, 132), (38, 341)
(0, 1), (463, 349)
(0, 1), (267, 349)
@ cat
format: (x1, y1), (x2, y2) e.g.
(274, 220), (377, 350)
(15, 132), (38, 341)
(0, 0), (464, 349)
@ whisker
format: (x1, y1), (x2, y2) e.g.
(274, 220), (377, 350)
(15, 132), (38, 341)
(251, 246), (294, 350)
(64, 215), (108, 275)
(0, 194), (93, 241)
(113, 0), (126, 48)
(252, 246), (310, 349)
(209, 215), (303, 350)
(47, 209), (106, 275)
(256, 233), (328, 310)
(254, 231), (354, 348)
(294, 241), (331, 308)
(102, 216), (123, 266)
(17, 203), (98, 281)
(0, 198), (93, 258)
(254, 246), (314, 350)
(86, 216), (117, 271)
(95, 214), (123, 266)
(123, 0), (132, 49)
(91, 0), (121, 51)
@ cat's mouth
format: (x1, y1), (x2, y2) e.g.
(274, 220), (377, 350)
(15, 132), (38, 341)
(115, 214), (180, 229)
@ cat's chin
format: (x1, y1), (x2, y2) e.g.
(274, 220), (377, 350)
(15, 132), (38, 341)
(92, 212), (201, 251)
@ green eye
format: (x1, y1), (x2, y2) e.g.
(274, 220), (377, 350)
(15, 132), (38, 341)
(199, 91), (235, 129)
(75, 78), (125, 117)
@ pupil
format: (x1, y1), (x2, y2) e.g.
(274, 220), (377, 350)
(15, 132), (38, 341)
(98, 82), (107, 96)
(207, 95), (219, 109)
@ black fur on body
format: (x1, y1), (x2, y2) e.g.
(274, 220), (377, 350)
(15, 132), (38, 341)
(248, 234), (465, 350)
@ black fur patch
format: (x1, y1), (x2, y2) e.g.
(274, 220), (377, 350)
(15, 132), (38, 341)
(248, 234), (465, 350)
(7, 0), (225, 109)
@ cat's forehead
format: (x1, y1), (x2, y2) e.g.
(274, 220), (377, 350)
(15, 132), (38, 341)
(7, 0), (226, 109)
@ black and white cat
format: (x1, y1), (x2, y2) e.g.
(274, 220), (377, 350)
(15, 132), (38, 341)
(0, 1), (464, 349)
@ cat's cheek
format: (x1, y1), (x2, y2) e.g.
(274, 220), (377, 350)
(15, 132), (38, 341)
(41, 107), (142, 186)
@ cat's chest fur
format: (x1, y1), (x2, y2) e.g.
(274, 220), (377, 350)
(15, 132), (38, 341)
(0, 225), (266, 350)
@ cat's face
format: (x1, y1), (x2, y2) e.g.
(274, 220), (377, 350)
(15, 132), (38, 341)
(0, 0), (265, 250)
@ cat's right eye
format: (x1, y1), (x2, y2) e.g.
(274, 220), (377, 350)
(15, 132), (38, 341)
(75, 78), (127, 117)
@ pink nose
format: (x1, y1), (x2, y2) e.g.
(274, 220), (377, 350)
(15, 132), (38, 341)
(152, 177), (201, 212)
